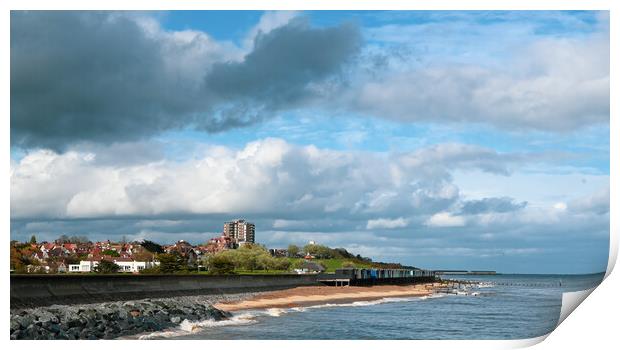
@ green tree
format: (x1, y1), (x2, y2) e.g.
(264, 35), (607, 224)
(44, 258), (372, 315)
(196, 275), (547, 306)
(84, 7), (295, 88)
(205, 254), (235, 275)
(272, 257), (291, 270)
(287, 244), (300, 257)
(102, 249), (120, 257)
(157, 253), (183, 273)
(93, 260), (120, 274)
(29, 235), (37, 244)
(303, 244), (334, 259)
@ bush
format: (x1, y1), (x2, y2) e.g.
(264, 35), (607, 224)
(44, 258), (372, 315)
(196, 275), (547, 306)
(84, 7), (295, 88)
(342, 261), (356, 268)
(139, 266), (161, 274)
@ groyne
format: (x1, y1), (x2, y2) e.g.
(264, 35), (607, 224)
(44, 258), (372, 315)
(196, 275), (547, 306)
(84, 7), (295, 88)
(10, 274), (320, 309)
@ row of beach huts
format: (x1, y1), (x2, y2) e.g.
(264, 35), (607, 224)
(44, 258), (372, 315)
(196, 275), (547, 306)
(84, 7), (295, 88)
(319, 268), (436, 286)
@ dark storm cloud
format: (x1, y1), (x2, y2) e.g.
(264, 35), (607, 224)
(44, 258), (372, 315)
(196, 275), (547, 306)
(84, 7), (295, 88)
(459, 197), (527, 215)
(201, 18), (361, 131)
(10, 12), (361, 149)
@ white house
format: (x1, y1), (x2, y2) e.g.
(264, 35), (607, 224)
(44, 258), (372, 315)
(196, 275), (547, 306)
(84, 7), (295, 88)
(68, 259), (159, 273)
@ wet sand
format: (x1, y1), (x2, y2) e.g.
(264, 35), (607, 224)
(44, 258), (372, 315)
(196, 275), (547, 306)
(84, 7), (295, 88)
(214, 283), (440, 311)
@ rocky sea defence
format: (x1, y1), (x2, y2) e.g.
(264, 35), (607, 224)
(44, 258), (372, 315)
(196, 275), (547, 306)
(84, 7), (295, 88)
(10, 293), (262, 340)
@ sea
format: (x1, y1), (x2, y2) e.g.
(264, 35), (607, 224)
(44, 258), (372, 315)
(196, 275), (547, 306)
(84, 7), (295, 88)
(143, 273), (605, 340)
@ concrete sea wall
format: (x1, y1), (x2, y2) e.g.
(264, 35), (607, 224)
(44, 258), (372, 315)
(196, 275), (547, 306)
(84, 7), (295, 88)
(10, 274), (320, 308)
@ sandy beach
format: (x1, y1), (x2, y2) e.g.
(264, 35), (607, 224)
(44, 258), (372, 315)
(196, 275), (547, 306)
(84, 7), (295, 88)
(214, 283), (440, 311)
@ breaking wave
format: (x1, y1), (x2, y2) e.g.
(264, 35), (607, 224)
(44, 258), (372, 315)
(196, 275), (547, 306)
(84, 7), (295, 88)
(138, 294), (445, 339)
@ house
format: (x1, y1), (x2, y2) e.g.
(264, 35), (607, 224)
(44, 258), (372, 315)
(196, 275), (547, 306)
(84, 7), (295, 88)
(47, 246), (67, 258)
(166, 240), (199, 266)
(62, 243), (77, 253)
(48, 261), (68, 273)
(75, 243), (91, 256)
(31, 250), (47, 262)
(68, 257), (159, 273)
(205, 235), (233, 254)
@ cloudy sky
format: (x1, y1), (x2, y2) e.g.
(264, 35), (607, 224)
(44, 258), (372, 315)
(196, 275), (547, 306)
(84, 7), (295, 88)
(10, 11), (609, 273)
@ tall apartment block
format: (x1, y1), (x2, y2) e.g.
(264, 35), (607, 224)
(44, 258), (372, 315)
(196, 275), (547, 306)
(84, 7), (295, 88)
(223, 219), (255, 245)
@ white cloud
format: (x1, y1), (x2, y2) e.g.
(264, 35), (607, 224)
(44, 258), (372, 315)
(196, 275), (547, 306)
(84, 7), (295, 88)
(346, 32), (609, 132)
(366, 217), (409, 230)
(425, 212), (466, 227)
(569, 186), (609, 214)
(10, 139), (524, 220)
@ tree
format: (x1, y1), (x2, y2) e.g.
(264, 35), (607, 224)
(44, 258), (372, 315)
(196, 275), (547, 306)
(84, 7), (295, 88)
(205, 254), (235, 275)
(57, 234), (69, 244)
(29, 235), (37, 244)
(132, 250), (155, 262)
(102, 249), (120, 257)
(303, 244), (334, 259)
(93, 260), (120, 274)
(157, 253), (183, 273)
(287, 244), (300, 258)
(271, 257), (291, 271)
(69, 235), (89, 243)
(141, 240), (164, 254)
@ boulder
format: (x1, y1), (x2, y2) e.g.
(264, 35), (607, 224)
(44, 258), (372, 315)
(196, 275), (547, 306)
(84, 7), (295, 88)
(17, 314), (35, 329)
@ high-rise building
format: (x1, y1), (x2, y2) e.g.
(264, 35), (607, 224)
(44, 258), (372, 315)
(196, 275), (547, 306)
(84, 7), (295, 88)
(223, 219), (255, 245)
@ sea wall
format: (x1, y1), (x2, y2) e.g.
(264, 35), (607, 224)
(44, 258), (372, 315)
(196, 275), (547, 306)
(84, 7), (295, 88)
(10, 274), (320, 308)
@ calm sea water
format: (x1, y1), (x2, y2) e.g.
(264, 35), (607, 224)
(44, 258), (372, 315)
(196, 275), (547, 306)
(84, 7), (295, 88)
(149, 273), (604, 340)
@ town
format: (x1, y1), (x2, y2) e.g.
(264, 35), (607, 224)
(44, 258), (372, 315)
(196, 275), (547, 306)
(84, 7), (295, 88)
(10, 219), (412, 275)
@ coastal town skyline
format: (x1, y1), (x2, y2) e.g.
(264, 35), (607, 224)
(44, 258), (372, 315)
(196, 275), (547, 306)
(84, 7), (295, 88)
(10, 10), (610, 274)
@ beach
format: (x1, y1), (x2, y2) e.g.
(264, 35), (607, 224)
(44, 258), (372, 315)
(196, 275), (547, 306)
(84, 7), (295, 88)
(214, 283), (439, 311)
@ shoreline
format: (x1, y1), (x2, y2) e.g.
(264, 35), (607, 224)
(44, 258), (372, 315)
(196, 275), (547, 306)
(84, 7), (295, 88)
(10, 283), (442, 339)
(214, 283), (439, 312)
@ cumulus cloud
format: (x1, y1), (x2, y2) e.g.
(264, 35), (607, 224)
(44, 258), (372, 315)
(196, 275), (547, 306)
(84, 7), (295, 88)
(569, 186), (609, 215)
(346, 27), (609, 132)
(399, 143), (519, 177)
(366, 217), (409, 230)
(425, 212), (467, 227)
(10, 11), (361, 149)
(10, 139), (523, 220)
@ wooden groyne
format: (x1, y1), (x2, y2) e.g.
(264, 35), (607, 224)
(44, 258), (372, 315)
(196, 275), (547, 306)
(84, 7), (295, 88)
(439, 278), (563, 288)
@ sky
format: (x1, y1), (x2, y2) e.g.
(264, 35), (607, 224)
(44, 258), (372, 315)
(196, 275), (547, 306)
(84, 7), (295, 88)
(9, 10), (610, 274)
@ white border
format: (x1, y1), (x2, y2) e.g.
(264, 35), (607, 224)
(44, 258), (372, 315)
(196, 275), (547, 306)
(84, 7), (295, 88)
(2, 1), (616, 349)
